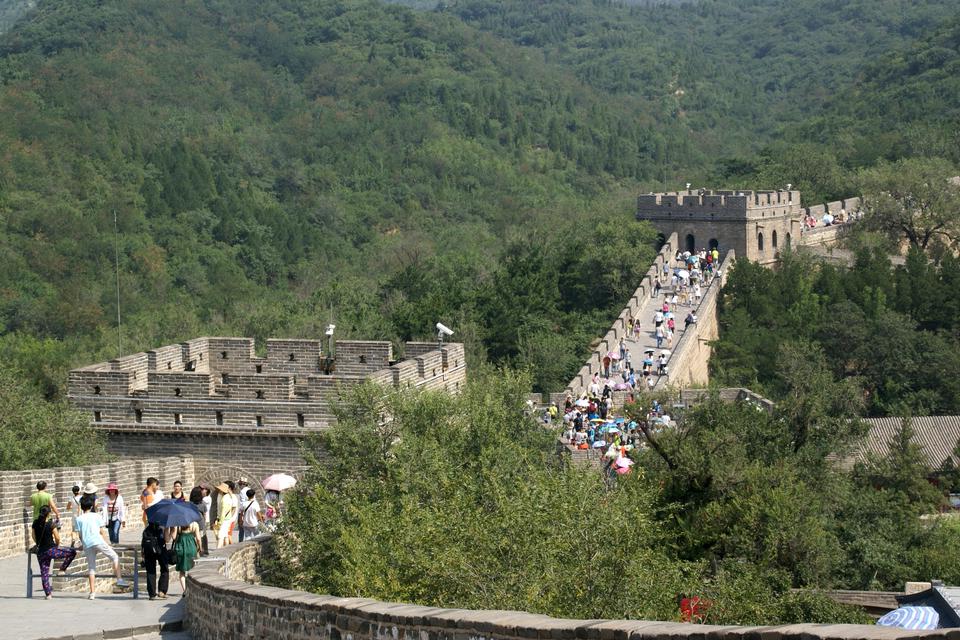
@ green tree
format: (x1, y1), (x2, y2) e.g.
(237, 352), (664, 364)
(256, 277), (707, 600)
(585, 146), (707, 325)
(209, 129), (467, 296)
(0, 366), (109, 470)
(858, 157), (960, 252)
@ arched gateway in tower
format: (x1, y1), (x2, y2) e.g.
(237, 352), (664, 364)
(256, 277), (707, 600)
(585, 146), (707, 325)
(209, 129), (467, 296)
(635, 189), (804, 264)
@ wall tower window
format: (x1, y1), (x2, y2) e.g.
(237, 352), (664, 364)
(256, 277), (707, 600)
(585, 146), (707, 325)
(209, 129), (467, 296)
(772, 230), (778, 249)
(685, 234), (696, 253)
(757, 232), (765, 252)
(135, 409), (143, 423)
(216, 411), (224, 425)
(174, 413), (183, 425)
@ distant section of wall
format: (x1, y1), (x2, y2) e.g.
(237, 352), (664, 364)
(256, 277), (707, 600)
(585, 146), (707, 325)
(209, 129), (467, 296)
(68, 337), (467, 487)
(187, 537), (941, 640)
(659, 250), (734, 388)
(0, 455), (194, 559)
(564, 233), (678, 396)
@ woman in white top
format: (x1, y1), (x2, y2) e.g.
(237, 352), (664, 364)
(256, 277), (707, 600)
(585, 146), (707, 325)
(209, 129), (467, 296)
(100, 483), (126, 544)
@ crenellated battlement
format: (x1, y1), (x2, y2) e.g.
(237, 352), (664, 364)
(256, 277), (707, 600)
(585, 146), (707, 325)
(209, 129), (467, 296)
(68, 336), (467, 434)
(637, 188), (860, 265)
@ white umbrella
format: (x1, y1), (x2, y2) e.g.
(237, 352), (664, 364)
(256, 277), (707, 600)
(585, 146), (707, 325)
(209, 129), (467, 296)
(677, 269), (690, 279)
(616, 457), (635, 469)
(262, 473), (297, 492)
(575, 399), (590, 408)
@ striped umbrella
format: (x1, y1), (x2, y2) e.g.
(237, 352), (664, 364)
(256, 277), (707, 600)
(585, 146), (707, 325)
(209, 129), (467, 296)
(877, 606), (939, 630)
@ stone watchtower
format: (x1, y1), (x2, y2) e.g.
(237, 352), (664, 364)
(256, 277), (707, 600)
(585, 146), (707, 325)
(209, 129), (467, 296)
(636, 189), (803, 264)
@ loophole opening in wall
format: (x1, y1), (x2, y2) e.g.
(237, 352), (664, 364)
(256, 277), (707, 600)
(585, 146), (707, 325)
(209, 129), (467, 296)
(256, 415), (263, 427)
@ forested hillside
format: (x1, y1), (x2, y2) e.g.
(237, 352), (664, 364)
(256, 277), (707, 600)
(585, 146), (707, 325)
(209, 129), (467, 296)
(1, 0), (958, 403)
(427, 0), (958, 190)
(0, 0), (662, 396)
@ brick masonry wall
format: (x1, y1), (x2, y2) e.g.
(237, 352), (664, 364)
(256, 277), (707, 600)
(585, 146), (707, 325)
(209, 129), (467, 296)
(659, 250), (734, 388)
(565, 233), (679, 396)
(186, 538), (941, 640)
(0, 455), (194, 559)
(104, 432), (312, 494)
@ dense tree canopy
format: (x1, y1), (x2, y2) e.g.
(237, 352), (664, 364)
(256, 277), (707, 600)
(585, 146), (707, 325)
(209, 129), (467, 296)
(712, 250), (960, 417)
(268, 374), (881, 625)
(0, 365), (108, 470)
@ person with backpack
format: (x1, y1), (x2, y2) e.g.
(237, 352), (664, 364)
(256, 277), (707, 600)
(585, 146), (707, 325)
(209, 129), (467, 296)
(140, 521), (169, 600)
(32, 505), (77, 599)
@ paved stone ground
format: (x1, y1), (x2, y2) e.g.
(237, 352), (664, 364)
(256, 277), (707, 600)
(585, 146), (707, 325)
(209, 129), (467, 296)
(0, 525), (246, 639)
(610, 271), (716, 391)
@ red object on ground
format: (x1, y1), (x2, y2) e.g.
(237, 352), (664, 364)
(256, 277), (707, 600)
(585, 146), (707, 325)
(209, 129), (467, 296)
(679, 596), (711, 623)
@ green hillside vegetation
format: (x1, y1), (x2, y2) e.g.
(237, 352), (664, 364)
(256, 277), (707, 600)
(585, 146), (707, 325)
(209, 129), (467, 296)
(712, 246), (960, 417)
(789, 13), (960, 168)
(431, 0), (958, 193)
(0, 0), (665, 395)
(268, 373), (960, 624)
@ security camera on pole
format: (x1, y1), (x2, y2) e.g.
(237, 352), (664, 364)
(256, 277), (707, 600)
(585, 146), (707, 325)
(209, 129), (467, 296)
(323, 324), (335, 374)
(436, 322), (453, 349)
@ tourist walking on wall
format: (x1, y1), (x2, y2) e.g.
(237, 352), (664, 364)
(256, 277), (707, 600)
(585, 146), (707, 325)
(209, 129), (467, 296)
(140, 477), (163, 525)
(76, 495), (128, 599)
(241, 489), (263, 540)
(215, 482), (237, 548)
(169, 481), (185, 502)
(31, 505), (76, 599)
(169, 521), (201, 594)
(30, 481), (60, 521)
(100, 483), (126, 545)
(140, 521), (169, 600)
(236, 479), (250, 542)
(189, 486), (210, 556)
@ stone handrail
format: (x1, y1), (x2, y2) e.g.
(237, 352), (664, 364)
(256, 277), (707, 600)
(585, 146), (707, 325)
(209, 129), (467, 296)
(186, 537), (946, 640)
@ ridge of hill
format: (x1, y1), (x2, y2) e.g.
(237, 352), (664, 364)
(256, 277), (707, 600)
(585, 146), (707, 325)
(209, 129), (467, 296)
(788, 13), (960, 167)
(424, 0), (958, 178)
(0, 0), (661, 395)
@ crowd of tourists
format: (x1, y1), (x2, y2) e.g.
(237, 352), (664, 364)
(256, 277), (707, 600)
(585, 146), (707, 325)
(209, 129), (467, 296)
(553, 393), (674, 479)
(28, 476), (283, 600)
(537, 247), (720, 477)
(802, 206), (863, 230)
(595, 246), (719, 393)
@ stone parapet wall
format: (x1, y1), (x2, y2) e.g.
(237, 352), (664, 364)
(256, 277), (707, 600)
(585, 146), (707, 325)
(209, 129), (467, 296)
(0, 455), (193, 560)
(187, 538), (941, 640)
(564, 233), (679, 397)
(69, 338), (466, 433)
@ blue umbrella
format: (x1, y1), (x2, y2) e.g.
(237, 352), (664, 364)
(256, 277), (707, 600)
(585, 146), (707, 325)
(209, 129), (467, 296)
(877, 606), (939, 630)
(146, 498), (202, 528)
